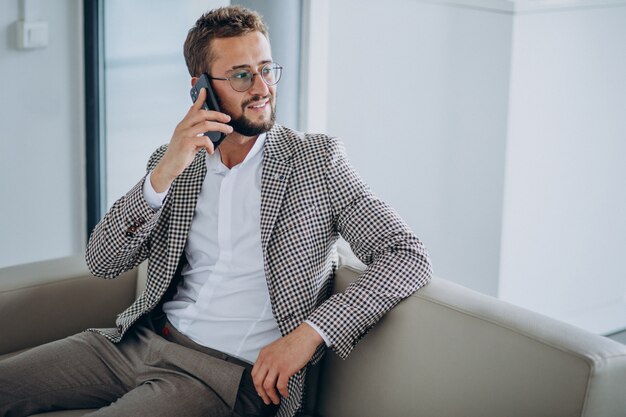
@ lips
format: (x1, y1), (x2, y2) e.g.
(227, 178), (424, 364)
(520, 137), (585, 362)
(247, 100), (269, 109)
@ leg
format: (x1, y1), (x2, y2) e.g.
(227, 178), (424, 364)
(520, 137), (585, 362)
(82, 322), (275, 417)
(81, 323), (239, 417)
(84, 375), (231, 417)
(0, 332), (132, 417)
(83, 368), (279, 417)
(234, 369), (280, 417)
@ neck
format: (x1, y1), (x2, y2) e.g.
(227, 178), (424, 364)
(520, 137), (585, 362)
(218, 132), (259, 169)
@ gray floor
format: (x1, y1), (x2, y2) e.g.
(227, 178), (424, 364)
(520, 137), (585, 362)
(607, 329), (626, 344)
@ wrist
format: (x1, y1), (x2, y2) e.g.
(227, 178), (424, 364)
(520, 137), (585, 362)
(300, 322), (324, 349)
(151, 164), (175, 193)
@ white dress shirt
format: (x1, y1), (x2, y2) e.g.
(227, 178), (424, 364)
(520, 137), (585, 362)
(143, 134), (329, 364)
(144, 133), (280, 364)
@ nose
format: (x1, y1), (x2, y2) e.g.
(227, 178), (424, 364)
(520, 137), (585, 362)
(248, 72), (270, 96)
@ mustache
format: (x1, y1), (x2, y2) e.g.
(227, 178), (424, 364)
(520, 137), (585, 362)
(242, 94), (272, 107)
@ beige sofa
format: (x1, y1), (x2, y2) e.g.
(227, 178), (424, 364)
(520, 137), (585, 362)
(1, 258), (625, 417)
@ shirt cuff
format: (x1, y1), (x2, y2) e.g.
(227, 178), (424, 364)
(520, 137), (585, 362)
(305, 320), (331, 347)
(143, 171), (169, 210)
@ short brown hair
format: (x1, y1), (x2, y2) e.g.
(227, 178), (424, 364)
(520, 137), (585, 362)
(183, 6), (269, 77)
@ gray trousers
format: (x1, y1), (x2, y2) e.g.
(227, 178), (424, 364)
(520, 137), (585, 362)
(0, 316), (278, 417)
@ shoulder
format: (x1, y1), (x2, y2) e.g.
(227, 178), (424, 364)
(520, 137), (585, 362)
(268, 125), (346, 163)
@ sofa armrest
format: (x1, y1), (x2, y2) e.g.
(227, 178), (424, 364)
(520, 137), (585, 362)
(0, 266), (137, 357)
(315, 267), (626, 417)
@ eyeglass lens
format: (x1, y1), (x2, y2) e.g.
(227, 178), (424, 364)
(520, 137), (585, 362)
(231, 64), (282, 92)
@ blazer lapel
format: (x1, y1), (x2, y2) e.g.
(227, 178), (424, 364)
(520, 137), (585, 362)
(159, 128), (294, 276)
(260, 125), (294, 255)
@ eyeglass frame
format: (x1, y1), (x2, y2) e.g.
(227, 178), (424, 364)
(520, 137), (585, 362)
(207, 62), (283, 92)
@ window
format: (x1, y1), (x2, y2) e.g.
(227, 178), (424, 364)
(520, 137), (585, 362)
(102, 0), (301, 209)
(103, 0), (228, 208)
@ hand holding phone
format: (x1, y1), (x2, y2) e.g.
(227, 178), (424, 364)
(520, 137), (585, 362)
(190, 73), (227, 149)
(150, 78), (231, 193)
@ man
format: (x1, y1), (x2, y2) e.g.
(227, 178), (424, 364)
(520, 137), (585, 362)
(0, 6), (431, 417)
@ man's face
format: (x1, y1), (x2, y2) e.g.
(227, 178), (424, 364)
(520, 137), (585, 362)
(207, 31), (277, 137)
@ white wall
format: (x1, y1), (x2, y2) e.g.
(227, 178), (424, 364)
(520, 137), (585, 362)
(0, 0), (84, 268)
(499, 5), (626, 334)
(321, 0), (513, 296)
(303, 0), (626, 333)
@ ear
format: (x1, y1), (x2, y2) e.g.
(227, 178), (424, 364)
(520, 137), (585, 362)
(191, 77), (199, 87)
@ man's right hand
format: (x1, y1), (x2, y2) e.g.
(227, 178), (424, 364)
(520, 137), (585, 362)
(150, 88), (233, 193)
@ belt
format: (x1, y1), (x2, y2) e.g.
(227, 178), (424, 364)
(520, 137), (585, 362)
(152, 314), (254, 372)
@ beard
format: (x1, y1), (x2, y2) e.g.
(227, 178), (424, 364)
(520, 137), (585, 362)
(220, 94), (276, 137)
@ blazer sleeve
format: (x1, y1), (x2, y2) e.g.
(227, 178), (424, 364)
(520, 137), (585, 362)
(306, 137), (432, 359)
(85, 146), (168, 278)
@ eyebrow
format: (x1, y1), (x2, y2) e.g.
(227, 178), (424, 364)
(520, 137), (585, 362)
(228, 60), (273, 71)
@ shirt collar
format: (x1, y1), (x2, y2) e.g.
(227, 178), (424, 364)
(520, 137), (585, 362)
(206, 133), (266, 173)
(241, 132), (266, 165)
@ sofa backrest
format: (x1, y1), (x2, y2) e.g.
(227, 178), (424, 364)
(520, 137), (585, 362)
(0, 268), (137, 357)
(309, 266), (626, 417)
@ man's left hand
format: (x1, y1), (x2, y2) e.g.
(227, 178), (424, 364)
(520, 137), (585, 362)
(252, 322), (323, 405)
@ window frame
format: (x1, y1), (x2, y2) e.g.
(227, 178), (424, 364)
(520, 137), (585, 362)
(84, 0), (106, 239)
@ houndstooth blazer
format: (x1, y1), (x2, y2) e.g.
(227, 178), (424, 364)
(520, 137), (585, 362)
(86, 124), (432, 417)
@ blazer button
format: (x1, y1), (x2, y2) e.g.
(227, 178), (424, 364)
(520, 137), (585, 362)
(125, 231), (134, 237)
(279, 313), (294, 323)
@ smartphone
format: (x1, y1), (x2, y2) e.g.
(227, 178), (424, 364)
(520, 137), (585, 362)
(190, 73), (226, 149)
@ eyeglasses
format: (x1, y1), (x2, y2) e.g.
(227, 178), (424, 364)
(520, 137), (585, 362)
(208, 62), (283, 92)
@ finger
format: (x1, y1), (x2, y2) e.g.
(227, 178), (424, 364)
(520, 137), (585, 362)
(203, 139), (215, 155)
(277, 373), (290, 398)
(188, 135), (215, 152)
(191, 87), (207, 111)
(198, 109), (231, 124)
(253, 367), (272, 406)
(180, 110), (231, 132)
(184, 109), (231, 127)
(187, 121), (233, 138)
(262, 370), (281, 405)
